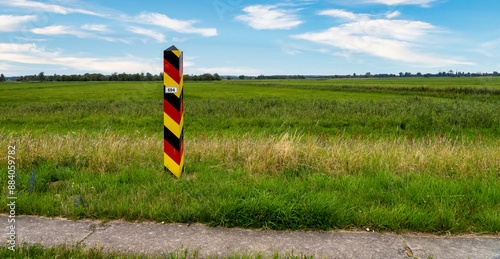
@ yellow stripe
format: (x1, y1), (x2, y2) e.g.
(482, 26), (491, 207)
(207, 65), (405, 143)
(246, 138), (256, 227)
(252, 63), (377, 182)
(164, 72), (180, 88)
(172, 50), (181, 58)
(164, 153), (183, 178)
(175, 75), (183, 98)
(164, 112), (183, 138)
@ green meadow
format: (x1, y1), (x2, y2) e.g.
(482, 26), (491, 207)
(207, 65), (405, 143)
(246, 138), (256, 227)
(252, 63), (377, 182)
(0, 78), (499, 234)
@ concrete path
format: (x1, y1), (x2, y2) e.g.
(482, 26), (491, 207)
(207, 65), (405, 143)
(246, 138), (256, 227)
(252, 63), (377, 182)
(1, 215), (499, 259)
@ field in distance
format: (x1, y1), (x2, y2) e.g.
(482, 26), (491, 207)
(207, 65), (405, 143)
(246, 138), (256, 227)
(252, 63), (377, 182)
(0, 78), (499, 234)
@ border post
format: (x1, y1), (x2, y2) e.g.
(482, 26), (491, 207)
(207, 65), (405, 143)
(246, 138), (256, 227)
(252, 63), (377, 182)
(164, 45), (184, 178)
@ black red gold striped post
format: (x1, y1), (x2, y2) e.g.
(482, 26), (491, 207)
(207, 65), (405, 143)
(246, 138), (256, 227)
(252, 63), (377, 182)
(164, 45), (183, 178)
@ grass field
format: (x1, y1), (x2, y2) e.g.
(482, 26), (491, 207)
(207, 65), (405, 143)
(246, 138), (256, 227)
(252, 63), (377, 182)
(0, 242), (311, 259)
(0, 78), (499, 234)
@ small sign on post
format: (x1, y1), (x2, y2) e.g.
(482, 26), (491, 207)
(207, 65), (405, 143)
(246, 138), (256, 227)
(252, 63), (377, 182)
(164, 45), (184, 178)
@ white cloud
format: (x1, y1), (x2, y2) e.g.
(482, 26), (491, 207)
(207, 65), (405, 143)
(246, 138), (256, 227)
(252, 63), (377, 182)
(188, 66), (258, 75)
(363, 0), (438, 6)
(31, 25), (87, 37)
(477, 38), (500, 57)
(0, 43), (160, 73)
(276, 40), (329, 56)
(327, 0), (438, 7)
(318, 10), (438, 40)
(0, 0), (101, 16)
(31, 25), (127, 43)
(0, 15), (36, 32)
(293, 10), (475, 67)
(135, 12), (217, 37)
(385, 11), (401, 19)
(171, 37), (188, 43)
(12, 37), (47, 42)
(182, 61), (195, 68)
(0, 43), (37, 53)
(320, 9), (402, 21)
(236, 5), (303, 30)
(340, 19), (436, 41)
(81, 24), (109, 33)
(282, 47), (301, 55)
(128, 26), (166, 43)
(481, 38), (500, 49)
(2, 1), (217, 40)
(0, 62), (15, 71)
(318, 9), (369, 21)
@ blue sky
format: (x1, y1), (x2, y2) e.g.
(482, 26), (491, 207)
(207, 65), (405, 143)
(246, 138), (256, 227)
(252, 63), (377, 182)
(0, 0), (499, 76)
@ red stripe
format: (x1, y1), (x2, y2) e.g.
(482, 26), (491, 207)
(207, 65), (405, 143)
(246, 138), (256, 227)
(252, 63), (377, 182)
(165, 139), (183, 165)
(164, 99), (183, 124)
(164, 58), (180, 84)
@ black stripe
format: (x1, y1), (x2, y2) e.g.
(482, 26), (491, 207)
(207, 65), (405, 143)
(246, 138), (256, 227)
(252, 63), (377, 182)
(166, 45), (178, 51)
(164, 51), (180, 71)
(164, 89), (183, 111)
(164, 125), (183, 152)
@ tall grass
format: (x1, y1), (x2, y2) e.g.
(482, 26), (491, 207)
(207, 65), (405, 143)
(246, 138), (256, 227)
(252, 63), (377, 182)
(190, 131), (500, 177)
(0, 243), (315, 259)
(2, 129), (499, 178)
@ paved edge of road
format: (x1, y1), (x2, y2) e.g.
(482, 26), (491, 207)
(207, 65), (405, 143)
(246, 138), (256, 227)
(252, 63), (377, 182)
(1, 215), (499, 259)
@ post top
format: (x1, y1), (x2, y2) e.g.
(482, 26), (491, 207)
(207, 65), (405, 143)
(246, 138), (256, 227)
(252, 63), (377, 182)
(165, 45), (178, 51)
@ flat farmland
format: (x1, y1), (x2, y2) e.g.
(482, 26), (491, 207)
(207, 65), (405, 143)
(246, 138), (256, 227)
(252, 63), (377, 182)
(0, 78), (499, 234)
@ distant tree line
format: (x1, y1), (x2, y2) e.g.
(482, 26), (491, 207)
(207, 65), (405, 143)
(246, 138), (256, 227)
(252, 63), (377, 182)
(308, 71), (500, 79)
(5, 70), (500, 82)
(183, 73), (221, 81)
(12, 72), (223, 82)
(234, 71), (500, 79)
(14, 72), (163, 82)
(251, 75), (306, 80)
